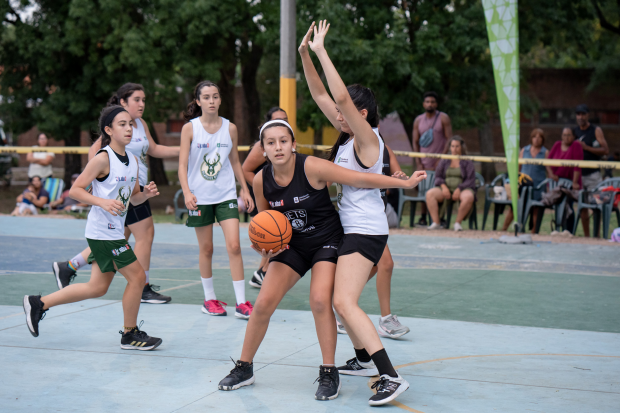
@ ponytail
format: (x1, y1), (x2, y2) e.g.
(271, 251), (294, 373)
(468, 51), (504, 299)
(183, 80), (221, 122)
(107, 83), (144, 107)
(327, 84), (379, 162)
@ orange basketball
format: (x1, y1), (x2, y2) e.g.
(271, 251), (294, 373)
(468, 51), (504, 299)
(249, 210), (292, 252)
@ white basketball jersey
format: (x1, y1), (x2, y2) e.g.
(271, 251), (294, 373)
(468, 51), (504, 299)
(187, 117), (237, 204)
(125, 118), (149, 186)
(334, 128), (388, 235)
(85, 146), (139, 240)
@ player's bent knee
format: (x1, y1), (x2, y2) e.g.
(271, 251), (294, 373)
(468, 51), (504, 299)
(309, 294), (331, 314)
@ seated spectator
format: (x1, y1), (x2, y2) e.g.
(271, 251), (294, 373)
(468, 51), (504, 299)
(49, 174), (88, 213)
(503, 128), (548, 232)
(10, 176), (50, 216)
(545, 127), (583, 232)
(26, 133), (55, 182)
(426, 136), (476, 231)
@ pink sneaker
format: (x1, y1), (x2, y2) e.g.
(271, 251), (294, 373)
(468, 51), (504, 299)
(202, 299), (228, 316)
(235, 301), (254, 319)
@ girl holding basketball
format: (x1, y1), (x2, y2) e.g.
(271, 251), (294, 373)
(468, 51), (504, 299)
(178, 80), (255, 319)
(243, 107), (289, 289)
(300, 21), (410, 405)
(52, 83), (179, 305)
(217, 119), (426, 401)
(24, 105), (162, 350)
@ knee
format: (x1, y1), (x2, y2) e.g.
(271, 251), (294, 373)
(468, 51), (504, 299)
(226, 241), (241, 256)
(200, 244), (214, 258)
(380, 256), (394, 275)
(309, 294), (331, 315)
(251, 298), (276, 322)
(333, 295), (354, 320)
(89, 283), (109, 298)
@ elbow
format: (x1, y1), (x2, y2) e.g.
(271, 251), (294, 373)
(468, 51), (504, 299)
(333, 93), (348, 106)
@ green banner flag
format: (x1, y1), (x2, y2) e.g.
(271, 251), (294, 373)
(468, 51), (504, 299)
(483, 0), (520, 221)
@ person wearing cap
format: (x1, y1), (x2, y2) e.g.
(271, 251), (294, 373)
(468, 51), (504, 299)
(573, 104), (609, 237)
(49, 173), (89, 213)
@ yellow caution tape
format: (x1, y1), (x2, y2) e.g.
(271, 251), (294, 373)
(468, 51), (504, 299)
(2, 144), (618, 170)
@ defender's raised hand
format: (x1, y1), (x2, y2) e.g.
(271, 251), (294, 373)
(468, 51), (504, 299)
(308, 20), (330, 53)
(299, 21), (315, 54)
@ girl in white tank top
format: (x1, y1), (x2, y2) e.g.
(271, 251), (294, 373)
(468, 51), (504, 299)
(51, 84), (179, 305)
(299, 21), (426, 405)
(24, 106), (163, 349)
(178, 80), (255, 319)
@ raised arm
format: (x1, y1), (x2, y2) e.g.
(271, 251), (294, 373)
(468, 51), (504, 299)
(305, 156), (426, 191)
(229, 123), (254, 212)
(243, 142), (266, 186)
(309, 21), (379, 166)
(299, 22), (340, 130)
(142, 119), (180, 159)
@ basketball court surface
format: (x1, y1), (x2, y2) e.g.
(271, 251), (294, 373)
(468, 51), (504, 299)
(1, 216), (619, 412)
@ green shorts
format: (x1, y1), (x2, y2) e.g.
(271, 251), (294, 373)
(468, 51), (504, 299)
(186, 199), (240, 227)
(86, 238), (138, 274)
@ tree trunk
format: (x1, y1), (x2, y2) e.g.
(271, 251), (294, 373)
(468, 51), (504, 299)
(478, 120), (496, 182)
(63, 127), (82, 187)
(241, 43), (264, 147)
(313, 127), (323, 158)
(399, 112), (416, 169)
(148, 123), (169, 186)
(218, 55), (237, 122)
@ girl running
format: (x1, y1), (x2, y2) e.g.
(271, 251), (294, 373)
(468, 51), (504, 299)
(217, 120), (425, 400)
(52, 83), (180, 305)
(301, 20), (410, 405)
(178, 80), (254, 319)
(242, 107), (288, 289)
(23, 105), (162, 350)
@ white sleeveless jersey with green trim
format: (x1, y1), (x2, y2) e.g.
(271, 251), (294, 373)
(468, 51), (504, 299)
(125, 118), (149, 186)
(187, 117), (237, 204)
(85, 146), (139, 240)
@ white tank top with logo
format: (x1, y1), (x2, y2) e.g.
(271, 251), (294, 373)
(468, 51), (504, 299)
(125, 118), (149, 186)
(187, 117), (237, 204)
(85, 146), (138, 240)
(335, 128), (388, 235)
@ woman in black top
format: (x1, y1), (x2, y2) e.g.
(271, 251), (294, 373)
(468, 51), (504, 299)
(243, 107), (288, 288)
(218, 120), (426, 400)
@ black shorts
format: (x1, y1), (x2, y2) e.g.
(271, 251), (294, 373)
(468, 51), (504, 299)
(337, 234), (388, 266)
(125, 186), (152, 226)
(270, 232), (343, 277)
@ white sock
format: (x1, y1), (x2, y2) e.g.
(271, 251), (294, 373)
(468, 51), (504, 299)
(233, 280), (246, 305)
(201, 277), (216, 301)
(144, 270), (149, 284)
(69, 253), (87, 271)
(380, 314), (392, 322)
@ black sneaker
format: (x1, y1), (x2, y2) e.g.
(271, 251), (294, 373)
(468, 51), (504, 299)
(249, 268), (266, 289)
(23, 295), (47, 337)
(52, 261), (77, 290)
(141, 284), (171, 304)
(440, 218), (448, 229)
(119, 322), (162, 351)
(417, 216), (427, 227)
(337, 357), (378, 376)
(218, 359), (255, 390)
(314, 365), (341, 401)
(368, 374), (410, 406)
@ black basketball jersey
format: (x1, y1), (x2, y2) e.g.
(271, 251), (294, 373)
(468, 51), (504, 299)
(262, 154), (343, 248)
(573, 124), (599, 176)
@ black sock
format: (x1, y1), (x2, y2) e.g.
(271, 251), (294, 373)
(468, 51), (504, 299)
(370, 348), (397, 378)
(354, 348), (372, 363)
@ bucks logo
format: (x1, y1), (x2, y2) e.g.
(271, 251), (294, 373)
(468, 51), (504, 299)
(336, 183), (343, 205)
(201, 153), (222, 181)
(116, 186), (131, 217)
(139, 146), (148, 166)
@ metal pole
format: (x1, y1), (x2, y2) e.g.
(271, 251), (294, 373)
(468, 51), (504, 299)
(279, 0), (296, 133)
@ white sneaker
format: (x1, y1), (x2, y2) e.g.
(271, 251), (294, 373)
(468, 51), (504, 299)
(454, 222), (463, 231)
(561, 229), (574, 237)
(378, 314), (410, 339)
(337, 357), (379, 376)
(427, 222), (441, 230)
